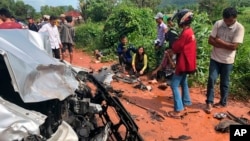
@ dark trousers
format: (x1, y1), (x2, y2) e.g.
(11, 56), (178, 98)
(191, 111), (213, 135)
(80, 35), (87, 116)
(118, 55), (132, 71)
(206, 59), (233, 106)
(52, 48), (60, 59)
(129, 63), (147, 77)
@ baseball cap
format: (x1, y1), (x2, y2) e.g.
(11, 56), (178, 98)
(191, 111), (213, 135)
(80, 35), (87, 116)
(154, 12), (164, 19)
(43, 15), (50, 20)
(60, 14), (66, 18)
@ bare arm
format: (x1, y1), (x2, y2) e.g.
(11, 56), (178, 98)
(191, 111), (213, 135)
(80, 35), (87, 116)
(167, 55), (175, 69)
(152, 62), (163, 75)
(208, 36), (239, 50)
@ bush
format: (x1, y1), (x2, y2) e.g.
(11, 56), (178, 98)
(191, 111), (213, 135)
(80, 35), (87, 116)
(102, 4), (157, 69)
(189, 12), (212, 85)
(75, 22), (103, 50)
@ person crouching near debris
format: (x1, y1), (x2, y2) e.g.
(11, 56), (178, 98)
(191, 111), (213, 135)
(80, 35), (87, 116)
(149, 17), (178, 86)
(168, 9), (197, 118)
(150, 49), (176, 89)
(130, 46), (148, 77)
(93, 49), (103, 63)
(117, 35), (137, 73)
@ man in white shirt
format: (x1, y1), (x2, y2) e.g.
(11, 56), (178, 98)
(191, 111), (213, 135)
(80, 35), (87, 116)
(39, 15), (62, 59)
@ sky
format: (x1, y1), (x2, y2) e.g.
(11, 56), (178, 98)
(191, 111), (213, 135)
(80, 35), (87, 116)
(22, 0), (79, 12)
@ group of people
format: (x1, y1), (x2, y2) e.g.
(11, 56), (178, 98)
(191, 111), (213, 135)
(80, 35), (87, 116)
(0, 6), (245, 118)
(116, 7), (245, 118)
(0, 8), (75, 64)
(36, 14), (75, 64)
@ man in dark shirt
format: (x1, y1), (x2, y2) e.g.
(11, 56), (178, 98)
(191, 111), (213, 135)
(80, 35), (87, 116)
(27, 17), (38, 32)
(117, 35), (136, 71)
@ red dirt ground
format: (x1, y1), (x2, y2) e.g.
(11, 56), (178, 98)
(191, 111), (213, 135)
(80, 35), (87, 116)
(67, 49), (250, 141)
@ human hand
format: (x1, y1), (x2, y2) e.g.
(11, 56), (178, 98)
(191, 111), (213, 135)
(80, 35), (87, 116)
(165, 49), (173, 56)
(122, 48), (127, 52)
(59, 44), (63, 49)
(152, 70), (157, 75)
(139, 70), (144, 75)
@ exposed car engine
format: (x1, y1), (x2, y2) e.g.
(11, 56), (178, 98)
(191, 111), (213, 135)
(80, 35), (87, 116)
(0, 30), (143, 141)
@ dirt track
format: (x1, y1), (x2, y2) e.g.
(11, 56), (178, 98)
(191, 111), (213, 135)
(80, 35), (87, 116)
(68, 49), (250, 141)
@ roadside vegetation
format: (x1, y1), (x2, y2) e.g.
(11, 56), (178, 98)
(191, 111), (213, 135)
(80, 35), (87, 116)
(74, 0), (250, 100)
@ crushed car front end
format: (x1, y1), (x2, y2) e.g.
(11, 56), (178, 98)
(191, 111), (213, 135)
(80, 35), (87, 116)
(0, 29), (143, 141)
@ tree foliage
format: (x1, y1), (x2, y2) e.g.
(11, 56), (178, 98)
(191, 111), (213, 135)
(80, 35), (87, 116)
(75, 22), (103, 49)
(127, 0), (161, 10)
(198, 0), (230, 22)
(86, 0), (114, 22)
(161, 0), (197, 7)
(78, 0), (118, 22)
(230, 0), (250, 7)
(102, 4), (157, 68)
(40, 5), (74, 17)
(0, 0), (36, 20)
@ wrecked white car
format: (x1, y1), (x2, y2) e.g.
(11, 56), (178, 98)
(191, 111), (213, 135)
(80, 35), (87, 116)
(0, 30), (143, 141)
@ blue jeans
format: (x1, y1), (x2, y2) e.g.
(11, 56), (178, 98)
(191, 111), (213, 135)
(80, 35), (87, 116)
(206, 59), (233, 106)
(170, 73), (192, 111)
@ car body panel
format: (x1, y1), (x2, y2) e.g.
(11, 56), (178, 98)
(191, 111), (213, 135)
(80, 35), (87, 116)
(0, 30), (78, 103)
(0, 97), (45, 141)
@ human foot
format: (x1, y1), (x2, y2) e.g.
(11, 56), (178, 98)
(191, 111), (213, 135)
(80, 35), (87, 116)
(204, 104), (212, 114)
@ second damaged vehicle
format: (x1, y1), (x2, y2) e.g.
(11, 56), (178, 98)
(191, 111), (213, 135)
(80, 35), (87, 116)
(0, 30), (143, 141)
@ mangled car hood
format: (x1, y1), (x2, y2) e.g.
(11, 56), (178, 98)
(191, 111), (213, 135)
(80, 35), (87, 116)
(0, 30), (78, 102)
(0, 97), (46, 141)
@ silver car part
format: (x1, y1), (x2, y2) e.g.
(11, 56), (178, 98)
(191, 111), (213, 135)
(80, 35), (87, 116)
(0, 30), (78, 103)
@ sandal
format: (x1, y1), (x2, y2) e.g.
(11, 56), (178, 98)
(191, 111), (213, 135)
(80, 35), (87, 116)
(213, 103), (226, 108)
(148, 79), (158, 84)
(204, 104), (212, 114)
(167, 111), (182, 119)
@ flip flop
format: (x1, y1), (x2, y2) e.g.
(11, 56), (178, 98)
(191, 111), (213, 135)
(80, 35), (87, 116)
(213, 103), (226, 108)
(167, 111), (182, 119)
(148, 79), (158, 84)
(204, 104), (212, 114)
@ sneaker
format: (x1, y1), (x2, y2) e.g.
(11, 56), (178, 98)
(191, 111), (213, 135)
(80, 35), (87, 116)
(204, 104), (212, 114)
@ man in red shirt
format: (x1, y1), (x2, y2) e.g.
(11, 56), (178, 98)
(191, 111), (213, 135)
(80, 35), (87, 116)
(0, 8), (22, 29)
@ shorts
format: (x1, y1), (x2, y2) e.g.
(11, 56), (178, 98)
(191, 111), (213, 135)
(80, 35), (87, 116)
(61, 43), (73, 53)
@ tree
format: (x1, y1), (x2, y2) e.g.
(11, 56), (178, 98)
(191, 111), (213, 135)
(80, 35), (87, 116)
(198, 0), (230, 21)
(127, 0), (161, 10)
(0, 0), (15, 11)
(78, 0), (117, 22)
(14, 1), (36, 19)
(40, 5), (66, 17)
(230, 0), (250, 7)
(0, 0), (36, 20)
(86, 0), (113, 22)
